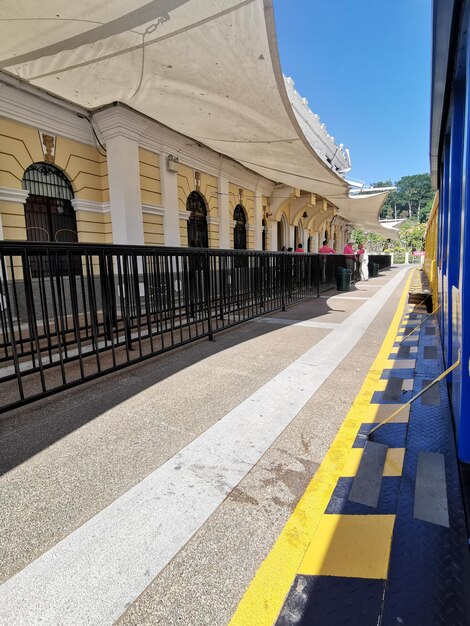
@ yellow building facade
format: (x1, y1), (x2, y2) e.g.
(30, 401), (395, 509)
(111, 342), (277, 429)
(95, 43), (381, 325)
(0, 83), (353, 253)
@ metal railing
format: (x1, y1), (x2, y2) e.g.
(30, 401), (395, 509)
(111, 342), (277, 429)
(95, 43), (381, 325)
(0, 242), (391, 413)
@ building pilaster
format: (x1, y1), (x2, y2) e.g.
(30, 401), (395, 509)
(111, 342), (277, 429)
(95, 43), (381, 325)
(94, 108), (145, 246)
(159, 152), (180, 246)
(218, 176), (230, 249)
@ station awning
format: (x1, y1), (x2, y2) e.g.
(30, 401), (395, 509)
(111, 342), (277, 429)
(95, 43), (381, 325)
(0, 0), (395, 236)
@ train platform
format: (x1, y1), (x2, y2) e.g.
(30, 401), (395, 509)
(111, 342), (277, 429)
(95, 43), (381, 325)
(0, 264), (469, 625)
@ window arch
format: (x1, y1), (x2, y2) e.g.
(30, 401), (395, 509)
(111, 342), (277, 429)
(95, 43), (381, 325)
(22, 162), (77, 243)
(186, 191), (208, 248)
(233, 204), (247, 249)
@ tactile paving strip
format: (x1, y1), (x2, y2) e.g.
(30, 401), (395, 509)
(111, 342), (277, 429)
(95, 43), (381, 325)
(381, 322), (470, 625)
(325, 476), (401, 515)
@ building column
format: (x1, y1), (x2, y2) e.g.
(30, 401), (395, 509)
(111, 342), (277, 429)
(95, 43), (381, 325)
(254, 188), (263, 250)
(311, 231), (319, 253)
(303, 228), (309, 251)
(270, 219), (278, 250)
(106, 136), (143, 245)
(218, 176), (230, 249)
(289, 225), (295, 249)
(338, 226), (344, 251)
(159, 152), (180, 246)
(94, 108), (145, 246)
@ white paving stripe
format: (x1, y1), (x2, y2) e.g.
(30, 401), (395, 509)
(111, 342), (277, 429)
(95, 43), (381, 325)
(0, 268), (408, 626)
(320, 295), (370, 301)
(255, 317), (339, 329)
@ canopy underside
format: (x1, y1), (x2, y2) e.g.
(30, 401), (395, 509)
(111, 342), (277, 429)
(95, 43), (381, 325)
(0, 0), (395, 237)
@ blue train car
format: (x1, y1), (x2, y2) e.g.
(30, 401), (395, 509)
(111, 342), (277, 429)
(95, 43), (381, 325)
(430, 0), (470, 462)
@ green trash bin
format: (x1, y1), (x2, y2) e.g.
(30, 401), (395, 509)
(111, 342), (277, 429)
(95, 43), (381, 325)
(336, 267), (352, 291)
(369, 262), (379, 278)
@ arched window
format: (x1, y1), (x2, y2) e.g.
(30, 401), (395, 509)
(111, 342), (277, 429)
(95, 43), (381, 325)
(233, 204), (247, 249)
(22, 163), (77, 243)
(186, 191), (208, 248)
(262, 218), (267, 251)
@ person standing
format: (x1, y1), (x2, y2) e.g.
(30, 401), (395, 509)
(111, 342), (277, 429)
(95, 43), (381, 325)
(319, 239), (335, 283)
(319, 239), (336, 254)
(295, 243), (304, 252)
(343, 240), (355, 272)
(356, 242), (369, 280)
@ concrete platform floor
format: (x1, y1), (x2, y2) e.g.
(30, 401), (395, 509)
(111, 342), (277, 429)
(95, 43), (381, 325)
(0, 266), (410, 625)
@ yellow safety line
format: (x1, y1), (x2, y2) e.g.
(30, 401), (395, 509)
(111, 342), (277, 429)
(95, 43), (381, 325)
(229, 273), (413, 626)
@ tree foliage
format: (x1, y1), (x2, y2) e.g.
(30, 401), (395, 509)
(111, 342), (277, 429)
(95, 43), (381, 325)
(374, 173), (434, 222)
(348, 173), (433, 255)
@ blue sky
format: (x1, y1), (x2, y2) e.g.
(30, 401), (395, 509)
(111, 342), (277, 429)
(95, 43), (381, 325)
(274, 0), (432, 186)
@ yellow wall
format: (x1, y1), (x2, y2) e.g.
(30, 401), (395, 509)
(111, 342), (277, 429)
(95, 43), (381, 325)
(139, 148), (161, 206)
(180, 219), (189, 247)
(75, 210), (113, 244)
(54, 136), (108, 203)
(208, 221), (220, 248)
(0, 201), (27, 241)
(143, 212), (164, 246)
(0, 117), (108, 242)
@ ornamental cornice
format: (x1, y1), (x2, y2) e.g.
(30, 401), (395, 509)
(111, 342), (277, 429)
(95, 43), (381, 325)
(140, 121), (275, 192)
(206, 217), (220, 225)
(0, 80), (93, 145)
(71, 198), (110, 213)
(0, 186), (29, 204)
(179, 211), (190, 222)
(93, 106), (148, 143)
(142, 203), (165, 216)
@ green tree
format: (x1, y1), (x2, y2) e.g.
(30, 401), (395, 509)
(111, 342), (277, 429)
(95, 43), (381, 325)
(399, 220), (426, 250)
(371, 180), (396, 220)
(372, 173), (433, 222)
(394, 173), (433, 222)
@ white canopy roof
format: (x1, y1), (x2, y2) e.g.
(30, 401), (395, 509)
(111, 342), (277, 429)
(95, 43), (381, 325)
(0, 0), (395, 237)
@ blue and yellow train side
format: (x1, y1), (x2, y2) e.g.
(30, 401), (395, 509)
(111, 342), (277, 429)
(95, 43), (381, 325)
(429, 0), (470, 464)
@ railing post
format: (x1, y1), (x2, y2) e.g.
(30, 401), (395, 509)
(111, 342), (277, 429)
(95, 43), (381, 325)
(281, 253), (286, 312)
(204, 250), (214, 341)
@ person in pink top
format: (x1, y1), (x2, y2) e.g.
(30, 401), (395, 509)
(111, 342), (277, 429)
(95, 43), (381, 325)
(319, 239), (336, 253)
(295, 243), (304, 252)
(343, 240), (356, 272)
(343, 241), (355, 255)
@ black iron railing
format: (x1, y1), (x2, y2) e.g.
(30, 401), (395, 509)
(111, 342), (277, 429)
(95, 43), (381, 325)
(0, 242), (391, 413)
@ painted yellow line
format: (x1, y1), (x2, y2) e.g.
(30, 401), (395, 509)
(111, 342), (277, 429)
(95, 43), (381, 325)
(229, 274), (413, 626)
